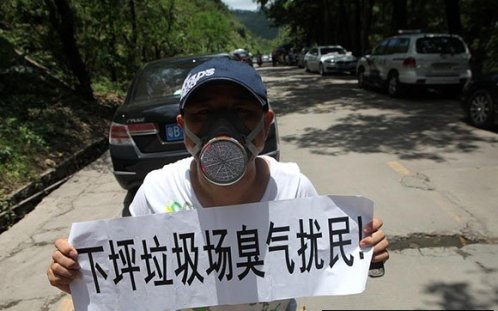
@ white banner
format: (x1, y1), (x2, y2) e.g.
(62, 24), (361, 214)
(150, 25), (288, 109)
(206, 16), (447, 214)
(69, 195), (374, 311)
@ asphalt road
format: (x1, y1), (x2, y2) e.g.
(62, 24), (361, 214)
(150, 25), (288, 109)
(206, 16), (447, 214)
(1, 65), (497, 311)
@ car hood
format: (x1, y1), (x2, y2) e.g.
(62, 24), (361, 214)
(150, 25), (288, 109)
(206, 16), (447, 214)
(320, 54), (357, 62)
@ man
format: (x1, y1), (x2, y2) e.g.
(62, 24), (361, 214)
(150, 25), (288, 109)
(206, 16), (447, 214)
(48, 57), (389, 310)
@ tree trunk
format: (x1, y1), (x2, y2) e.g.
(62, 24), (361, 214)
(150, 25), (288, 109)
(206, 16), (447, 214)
(445, 0), (462, 34)
(352, 0), (362, 56)
(107, 0), (118, 82)
(129, 0), (137, 46)
(391, 0), (407, 35)
(44, 0), (94, 101)
(361, 0), (374, 53)
(409, 0), (428, 30)
(337, 0), (350, 48)
(321, 0), (331, 44)
(128, 0), (139, 66)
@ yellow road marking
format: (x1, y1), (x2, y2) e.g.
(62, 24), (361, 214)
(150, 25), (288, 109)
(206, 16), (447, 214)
(387, 161), (411, 176)
(387, 161), (463, 224)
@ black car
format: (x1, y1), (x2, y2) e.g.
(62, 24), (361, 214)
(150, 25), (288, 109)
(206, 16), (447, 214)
(461, 72), (498, 129)
(109, 53), (280, 192)
(230, 49), (253, 66)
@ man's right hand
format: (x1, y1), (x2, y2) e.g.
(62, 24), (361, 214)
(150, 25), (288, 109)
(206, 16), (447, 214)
(47, 238), (80, 294)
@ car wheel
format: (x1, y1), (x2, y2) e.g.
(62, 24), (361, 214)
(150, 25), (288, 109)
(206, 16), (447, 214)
(387, 72), (402, 97)
(467, 89), (495, 129)
(319, 63), (326, 76)
(357, 68), (366, 89)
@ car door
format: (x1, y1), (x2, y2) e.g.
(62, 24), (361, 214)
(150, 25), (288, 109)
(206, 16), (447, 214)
(368, 39), (391, 81)
(305, 47), (319, 71)
(376, 38), (407, 81)
(372, 38), (397, 82)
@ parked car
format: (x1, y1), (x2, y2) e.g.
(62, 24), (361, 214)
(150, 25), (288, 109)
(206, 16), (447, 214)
(461, 71), (498, 129)
(297, 47), (310, 68)
(285, 48), (300, 66)
(109, 54), (280, 191)
(356, 31), (472, 97)
(271, 43), (293, 66)
(303, 45), (357, 75)
(230, 48), (253, 66)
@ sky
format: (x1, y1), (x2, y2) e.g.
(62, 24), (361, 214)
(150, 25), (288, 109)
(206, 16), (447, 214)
(221, 0), (258, 11)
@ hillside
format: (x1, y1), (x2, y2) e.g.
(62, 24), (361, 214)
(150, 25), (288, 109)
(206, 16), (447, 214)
(232, 10), (279, 40)
(0, 0), (272, 230)
(0, 35), (120, 229)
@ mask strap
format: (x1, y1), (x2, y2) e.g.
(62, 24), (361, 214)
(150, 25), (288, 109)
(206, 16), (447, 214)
(245, 116), (265, 157)
(183, 123), (202, 156)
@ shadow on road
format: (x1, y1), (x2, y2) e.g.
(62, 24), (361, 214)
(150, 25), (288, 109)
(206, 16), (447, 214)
(261, 67), (498, 162)
(424, 281), (498, 310)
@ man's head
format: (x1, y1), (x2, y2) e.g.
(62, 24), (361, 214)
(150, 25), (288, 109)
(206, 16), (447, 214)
(179, 57), (269, 113)
(176, 57), (274, 185)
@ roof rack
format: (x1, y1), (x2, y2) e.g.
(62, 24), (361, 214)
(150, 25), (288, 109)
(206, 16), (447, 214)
(397, 29), (422, 34)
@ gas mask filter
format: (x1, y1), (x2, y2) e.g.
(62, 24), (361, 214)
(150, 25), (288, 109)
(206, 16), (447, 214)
(183, 110), (264, 186)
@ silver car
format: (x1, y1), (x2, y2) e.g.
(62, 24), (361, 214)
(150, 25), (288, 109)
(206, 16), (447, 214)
(356, 32), (472, 97)
(304, 45), (357, 75)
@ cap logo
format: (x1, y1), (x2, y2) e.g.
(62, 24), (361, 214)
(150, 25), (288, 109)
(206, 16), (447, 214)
(181, 68), (215, 100)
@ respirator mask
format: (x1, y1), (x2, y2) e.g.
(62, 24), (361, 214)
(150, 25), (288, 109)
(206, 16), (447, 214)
(183, 110), (264, 186)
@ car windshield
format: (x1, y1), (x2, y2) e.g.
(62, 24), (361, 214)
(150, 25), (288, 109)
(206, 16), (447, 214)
(416, 36), (466, 54)
(321, 47), (346, 55)
(132, 60), (200, 103)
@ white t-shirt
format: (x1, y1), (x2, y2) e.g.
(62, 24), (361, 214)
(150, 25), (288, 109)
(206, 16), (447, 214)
(130, 156), (318, 216)
(129, 155), (318, 311)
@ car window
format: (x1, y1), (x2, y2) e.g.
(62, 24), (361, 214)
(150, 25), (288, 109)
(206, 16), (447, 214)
(416, 36), (466, 54)
(386, 38), (410, 54)
(373, 39), (390, 55)
(133, 62), (195, 102)
(385, 39), (398, 54)
(309, 48), (318, 55)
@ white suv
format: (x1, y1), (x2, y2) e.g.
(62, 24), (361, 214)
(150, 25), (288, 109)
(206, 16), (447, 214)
(356, 32), (472, 97)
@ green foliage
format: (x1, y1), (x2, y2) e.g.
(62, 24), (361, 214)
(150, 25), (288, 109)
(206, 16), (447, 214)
(232, 10), (278, 40)
(482, 34), (498, 73)
(0, 116), (42, 188)
(0, 35), (17, 69)
(1, 0), (269, 89)
(460, 0), (498, 73)
(92, 77), (128, 97)
(0, 0), (266, 207)
(0, 50), (115, 198)
(0, 193), (16, 231)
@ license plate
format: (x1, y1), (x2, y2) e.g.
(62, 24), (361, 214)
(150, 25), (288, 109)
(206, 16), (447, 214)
(165, 123), (184, 141)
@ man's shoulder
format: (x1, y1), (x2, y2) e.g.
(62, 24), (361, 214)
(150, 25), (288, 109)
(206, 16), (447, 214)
(260, 155), (301, 175)
(145, 157), (193, 181)
(259, 156), (317, 198)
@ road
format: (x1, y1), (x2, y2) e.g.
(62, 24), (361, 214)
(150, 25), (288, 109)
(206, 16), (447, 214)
(1, 65), (497, 310)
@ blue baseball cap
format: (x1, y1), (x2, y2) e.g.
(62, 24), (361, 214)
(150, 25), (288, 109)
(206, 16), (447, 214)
(179, 57), (268, 112)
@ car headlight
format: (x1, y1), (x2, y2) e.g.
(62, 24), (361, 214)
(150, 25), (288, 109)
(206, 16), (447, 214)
(325, 59), (335, 63)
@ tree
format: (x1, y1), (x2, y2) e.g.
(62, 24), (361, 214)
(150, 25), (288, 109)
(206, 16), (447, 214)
(391, 0), (407, 34)
(44, 0), (94, 100)
(445, 0), (462, 35)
